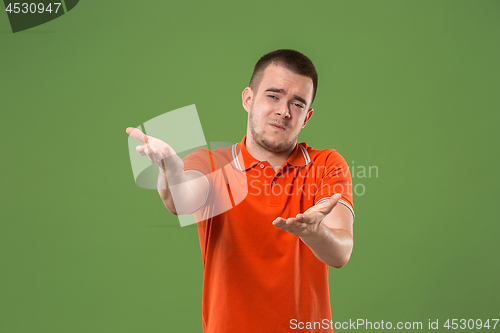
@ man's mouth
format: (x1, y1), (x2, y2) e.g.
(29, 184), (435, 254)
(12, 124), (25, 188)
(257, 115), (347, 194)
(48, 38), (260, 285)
(270, 123), (285, 131)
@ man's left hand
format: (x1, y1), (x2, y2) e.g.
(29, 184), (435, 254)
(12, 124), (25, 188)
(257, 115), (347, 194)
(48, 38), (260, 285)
(272, 193), (342, 237)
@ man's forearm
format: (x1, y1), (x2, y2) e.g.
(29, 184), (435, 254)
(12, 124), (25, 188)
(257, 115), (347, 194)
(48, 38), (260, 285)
(157, 167), (176, 213)
(299, 224), (353, 268)
(157, 168), (199, 215)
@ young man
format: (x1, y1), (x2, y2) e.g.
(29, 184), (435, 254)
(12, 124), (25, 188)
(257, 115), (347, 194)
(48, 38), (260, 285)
(127, 49), (354, 332)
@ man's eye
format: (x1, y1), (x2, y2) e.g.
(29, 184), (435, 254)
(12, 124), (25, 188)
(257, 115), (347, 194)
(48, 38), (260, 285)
(294, 103), (304, 109)
(268, 95), (278, 100)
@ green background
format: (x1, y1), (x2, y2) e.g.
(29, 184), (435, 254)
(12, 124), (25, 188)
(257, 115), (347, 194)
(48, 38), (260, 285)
(1, 0), (499, 332)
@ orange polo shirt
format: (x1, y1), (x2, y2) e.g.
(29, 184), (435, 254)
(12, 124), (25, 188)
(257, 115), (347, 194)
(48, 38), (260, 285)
(182, 135), (354, 333)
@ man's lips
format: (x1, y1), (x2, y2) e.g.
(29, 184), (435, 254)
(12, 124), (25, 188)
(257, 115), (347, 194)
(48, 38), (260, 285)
(269, 123), (286, 131)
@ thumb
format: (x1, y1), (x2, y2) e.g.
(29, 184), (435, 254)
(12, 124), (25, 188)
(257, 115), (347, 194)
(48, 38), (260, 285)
(126, 127), (147, 145)
(319, 193), (342, 214)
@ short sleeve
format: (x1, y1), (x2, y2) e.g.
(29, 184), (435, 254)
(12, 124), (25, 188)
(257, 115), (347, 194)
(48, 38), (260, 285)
(182, 148), (214, 175)
(314, 150), (355, 220)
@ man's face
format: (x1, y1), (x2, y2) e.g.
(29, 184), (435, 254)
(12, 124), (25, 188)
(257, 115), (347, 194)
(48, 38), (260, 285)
(243, 63), (314, 154)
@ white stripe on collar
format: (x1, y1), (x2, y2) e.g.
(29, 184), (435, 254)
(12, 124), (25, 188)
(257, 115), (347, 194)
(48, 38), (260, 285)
(232, 144), (243, 171)
(298, 144), (311, 164)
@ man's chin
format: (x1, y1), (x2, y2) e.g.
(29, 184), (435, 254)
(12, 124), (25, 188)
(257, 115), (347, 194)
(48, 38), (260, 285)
(260, 138), (294, 154)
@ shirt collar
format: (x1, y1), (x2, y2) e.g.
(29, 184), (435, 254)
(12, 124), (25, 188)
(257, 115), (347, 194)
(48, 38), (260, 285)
(233, 135), (311, 171)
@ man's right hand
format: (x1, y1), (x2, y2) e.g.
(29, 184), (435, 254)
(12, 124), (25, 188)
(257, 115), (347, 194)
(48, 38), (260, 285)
(126, 127), (209, 215)
(126, 127), (184, 176)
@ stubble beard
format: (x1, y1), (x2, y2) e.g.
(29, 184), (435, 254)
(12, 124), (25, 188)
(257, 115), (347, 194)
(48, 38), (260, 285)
(248, 106), (298, 154)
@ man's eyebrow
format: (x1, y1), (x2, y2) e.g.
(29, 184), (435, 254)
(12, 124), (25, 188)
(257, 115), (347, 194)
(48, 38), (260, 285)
(265, 88), (308, 106)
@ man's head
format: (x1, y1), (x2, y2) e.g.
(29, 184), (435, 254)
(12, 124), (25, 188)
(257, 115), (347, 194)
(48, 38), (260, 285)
(242, 49), (317, 154)
(249, 49), (318, 106)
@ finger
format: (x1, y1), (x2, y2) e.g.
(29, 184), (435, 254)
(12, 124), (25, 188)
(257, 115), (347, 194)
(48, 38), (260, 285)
(273, 219), (289, 230)
(126, 127), (147, 145)
(136, 145), (146, 156)
(295, 213), (312, 224)
(144, 147), (155, 161)
(272, 217), (286, 226)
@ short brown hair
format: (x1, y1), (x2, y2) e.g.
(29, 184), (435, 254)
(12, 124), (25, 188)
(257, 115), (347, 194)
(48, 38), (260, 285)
(249, 49), (318, 106)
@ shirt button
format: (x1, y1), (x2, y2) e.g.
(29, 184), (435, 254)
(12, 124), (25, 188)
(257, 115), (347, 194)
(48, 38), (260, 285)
(260, 164), (265, 168)
(271, 181), (275, 185)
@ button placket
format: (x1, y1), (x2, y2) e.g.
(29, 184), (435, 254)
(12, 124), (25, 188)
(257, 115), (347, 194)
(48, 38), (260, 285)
(269, 167), (281, 205)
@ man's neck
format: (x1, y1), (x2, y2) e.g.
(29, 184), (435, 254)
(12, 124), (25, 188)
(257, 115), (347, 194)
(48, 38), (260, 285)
(245, 135), (296, 172)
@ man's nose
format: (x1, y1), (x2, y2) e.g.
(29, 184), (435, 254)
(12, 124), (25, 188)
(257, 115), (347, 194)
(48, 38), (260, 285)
(275, 103), (291, 119)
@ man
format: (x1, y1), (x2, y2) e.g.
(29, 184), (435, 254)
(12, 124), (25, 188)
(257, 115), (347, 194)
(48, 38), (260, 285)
(127, 49), (354, 332)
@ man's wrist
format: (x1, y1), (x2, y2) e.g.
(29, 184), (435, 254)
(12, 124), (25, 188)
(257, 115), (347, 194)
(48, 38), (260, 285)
(158, 164), (183, 177)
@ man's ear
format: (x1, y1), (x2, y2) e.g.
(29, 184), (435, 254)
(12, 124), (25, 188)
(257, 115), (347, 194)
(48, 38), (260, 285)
(242, 87), (253, 113)
(302, 108), (314, 128)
